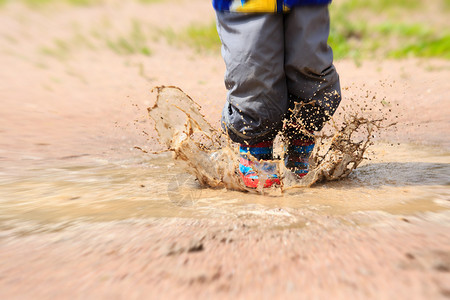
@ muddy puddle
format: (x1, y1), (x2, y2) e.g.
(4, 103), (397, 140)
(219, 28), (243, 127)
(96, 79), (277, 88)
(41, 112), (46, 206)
(0, 142), (449, 235)
(1, 86), (449, 235)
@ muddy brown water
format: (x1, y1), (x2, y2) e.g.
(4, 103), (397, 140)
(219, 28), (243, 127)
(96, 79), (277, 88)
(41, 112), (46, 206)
(0, 142), (449, 235)
(1, 87), (449, 235)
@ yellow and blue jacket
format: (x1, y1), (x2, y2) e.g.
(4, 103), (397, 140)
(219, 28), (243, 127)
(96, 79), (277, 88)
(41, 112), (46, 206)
(213, 0), (332, 13)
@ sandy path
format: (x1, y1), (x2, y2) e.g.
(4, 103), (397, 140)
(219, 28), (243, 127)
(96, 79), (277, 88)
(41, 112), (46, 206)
(0, 0), (449, 299)
(1, 215), (450, 299)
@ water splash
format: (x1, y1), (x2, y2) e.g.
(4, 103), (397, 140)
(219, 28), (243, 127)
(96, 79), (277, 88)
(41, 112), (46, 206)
(148, 86), (387, 194)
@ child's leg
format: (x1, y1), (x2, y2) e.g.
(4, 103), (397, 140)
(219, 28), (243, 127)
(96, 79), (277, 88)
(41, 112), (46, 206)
(283, 5), (341, 177)
(284, 5), (341, 136)
(216, 12), (286, 187)
(216, 12), (287, 145)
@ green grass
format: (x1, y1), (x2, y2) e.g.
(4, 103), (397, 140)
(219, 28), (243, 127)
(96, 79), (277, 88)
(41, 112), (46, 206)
(183, 22), (221, 52)
(338, 0), (422, 12)
(105, 21), (152, 56)
(40, 21), (153, 60)
(389, 34), (450, 59)
(158, 21), (221, 53)
(328, 19), (450, 60)
(444, 0), (450, 10)
(155, 28), (177, 44)
(41, 38), (73, 60)
(328, 0), (450, 60)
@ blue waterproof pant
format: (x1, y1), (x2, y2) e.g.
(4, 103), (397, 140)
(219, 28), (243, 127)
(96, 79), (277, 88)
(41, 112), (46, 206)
(216, 5), (341, 144)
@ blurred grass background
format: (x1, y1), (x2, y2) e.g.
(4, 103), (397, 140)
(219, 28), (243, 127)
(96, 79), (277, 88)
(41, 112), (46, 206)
(328, 0), (450, 60)
(1, 0), (449, 61)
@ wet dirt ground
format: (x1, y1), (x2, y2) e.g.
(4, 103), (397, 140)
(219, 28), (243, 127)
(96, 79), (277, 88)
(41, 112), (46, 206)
(0, 0), (450, 299)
